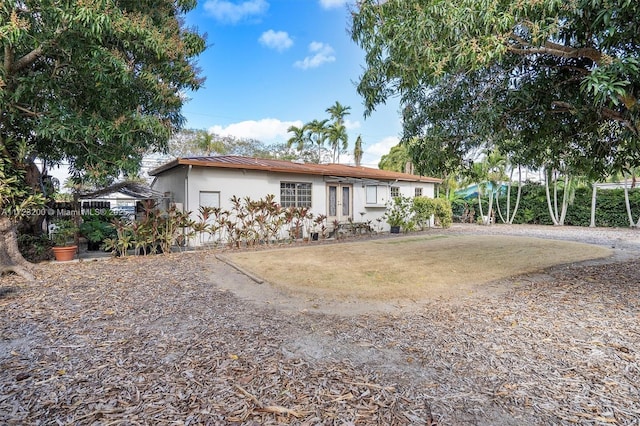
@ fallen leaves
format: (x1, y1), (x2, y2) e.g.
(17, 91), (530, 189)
(1, 240), (639, 424)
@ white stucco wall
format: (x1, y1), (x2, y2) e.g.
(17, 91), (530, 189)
(151, 166), (187, 208)
(152, 165), (437, 245)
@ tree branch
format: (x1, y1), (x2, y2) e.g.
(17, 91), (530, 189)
(10, 45), (44, 73)
(508, 34), (603, 64)
(4, 43), (13, 75)
(601, 108), (638, 135)
(12, 104), (40, 117)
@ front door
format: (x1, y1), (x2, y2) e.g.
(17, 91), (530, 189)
(327, 184), (352, 223)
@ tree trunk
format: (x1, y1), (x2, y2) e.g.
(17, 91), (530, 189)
(0, 216), (35, 281)
(476, 191), (484, 224)
(624, 177), (635, 227)
(509, 165), (523, 224)
(495, 191), (506, 223)
(503, 169), (513, 223)
(559, 174), (569, 225)
(590, 182), (597, 227)
(545, 169), (560, 226)
(485, 189), (494, 225)
(553, 170), (559, 221)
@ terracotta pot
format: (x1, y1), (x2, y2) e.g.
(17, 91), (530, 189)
(53, 245), (77, 262)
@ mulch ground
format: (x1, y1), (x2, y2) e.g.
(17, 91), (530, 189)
(1, 233), (640, 424)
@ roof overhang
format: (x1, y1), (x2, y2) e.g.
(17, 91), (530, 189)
(148, 156), (443, 184)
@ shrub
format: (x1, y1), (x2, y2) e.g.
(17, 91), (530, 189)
(412, 196), (453, 229)
(18, 233), (53, 262)
(384, 196), (412, 228)
(432, 198), (453, 228)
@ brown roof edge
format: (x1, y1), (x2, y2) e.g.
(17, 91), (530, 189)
(148, 156), (442, 183)
(148, 158), (183, 176)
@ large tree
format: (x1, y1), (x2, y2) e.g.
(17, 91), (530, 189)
(378, 143), (411, 173)
(0, 0), (205, 278)
(351, 0), (640, 179)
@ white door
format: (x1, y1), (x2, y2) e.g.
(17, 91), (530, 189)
(327, 184), (352, 222)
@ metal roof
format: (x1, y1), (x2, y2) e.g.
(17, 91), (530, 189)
(149, 156), (442, 184)
(78, 181), (167, 199)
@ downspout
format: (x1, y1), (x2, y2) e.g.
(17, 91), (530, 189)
(185, 165), (191, 211)
(185, 165), (192, 247)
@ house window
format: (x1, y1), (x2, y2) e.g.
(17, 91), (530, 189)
(390, 186), (400, 198)
(199, 191), (220, 208)
(415, 187), (423, 197)
(366, 185), (378, 204)
(280, 182), (312, 208)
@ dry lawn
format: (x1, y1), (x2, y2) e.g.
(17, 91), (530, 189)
(226, 234), (612, 300)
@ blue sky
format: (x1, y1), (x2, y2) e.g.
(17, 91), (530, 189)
(180, 0), (402, 168)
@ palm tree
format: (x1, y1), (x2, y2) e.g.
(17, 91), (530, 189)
(286, 125), (306, 152)
(306, 119), (329, 163)
(466, 161), (488, 224)
(326, 101), (351, 163)
(195, 130), (226, 156)
(326, 101), (351, 124)
(483, 150), (507, 225)
(327, 121), (348, 163)
(353, 135), (364, 166)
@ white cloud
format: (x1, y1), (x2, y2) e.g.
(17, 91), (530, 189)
(344, 119), (361, 130)
(294, 41), (336, 70)
(259, 30), (293, 52)
(319, 0), (348, 9)
(208, 118), (304, 142)
(362, 136), (399, 167)
(203, 0), (268, 24)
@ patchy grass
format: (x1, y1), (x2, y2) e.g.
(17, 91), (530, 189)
(226, 234), (612, 300)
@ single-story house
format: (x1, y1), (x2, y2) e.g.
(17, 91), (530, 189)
(149, 155), (441, 244)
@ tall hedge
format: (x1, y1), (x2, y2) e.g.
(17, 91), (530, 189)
(461, 183), (640, 227)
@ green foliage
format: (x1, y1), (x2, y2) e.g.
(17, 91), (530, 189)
(412, 196), (453, 229)
(326, 101), (351, 163)
(411, 196), (435, 229)
(17, 233), (53, 263)
(487, 183), (640, 227)
(79, 214), (116, 243)
(1, 1), (205, 190)
(378, 144), (411, 173)
(353, 135), (364, 166)
(432, 198), (453, 229)
(0, 156), (45, 220)
(351, 0), (640, 180)
(285, 102), (352, 164)
(104, 201), (193, 256)
(51, 220), (78, 247)
(384, 196), (412, 228)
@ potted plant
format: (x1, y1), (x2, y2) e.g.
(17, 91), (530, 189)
(51, 219), (79, 261)
(80, 215), (116, 251)
(384, 196), (411, 233)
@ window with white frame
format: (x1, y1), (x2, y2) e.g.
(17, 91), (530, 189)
(415, 187), (423, 197)
(390, 186), (400, 198)
(280, 182), (312, 208)
(366, 185), (378, 204)
(199, 191), (220, 208)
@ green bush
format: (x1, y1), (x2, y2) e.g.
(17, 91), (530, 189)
(18, 233), (53, 263)
(432, 198), (453, 228)
(412, 196), (436, 229)
(488, 183), (640, 227)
